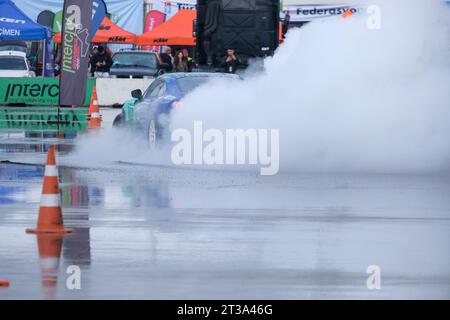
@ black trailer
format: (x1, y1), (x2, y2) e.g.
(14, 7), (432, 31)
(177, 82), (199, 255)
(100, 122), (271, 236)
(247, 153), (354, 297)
(196, 0), (280, 69)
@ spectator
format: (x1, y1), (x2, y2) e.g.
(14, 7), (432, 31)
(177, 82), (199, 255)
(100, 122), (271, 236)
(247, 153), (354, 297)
(182, 48), (194, 72)
(173, 51), (188, 72)
(160, 47), (173, 72)
(89, 45), (99, 76)
(105, 46), (113, 58)
(90, 45), (112, 78)
(220, 48), (241, 74)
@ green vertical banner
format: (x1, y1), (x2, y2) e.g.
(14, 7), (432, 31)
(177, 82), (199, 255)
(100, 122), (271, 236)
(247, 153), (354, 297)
(52, 10), (63, 34)
(0, 78), (95, 106)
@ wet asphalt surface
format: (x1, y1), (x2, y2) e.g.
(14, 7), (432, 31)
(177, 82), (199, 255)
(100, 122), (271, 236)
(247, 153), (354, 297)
(0, 109), (449, 299)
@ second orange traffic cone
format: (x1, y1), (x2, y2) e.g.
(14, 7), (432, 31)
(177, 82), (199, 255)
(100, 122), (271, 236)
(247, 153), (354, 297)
(87, 86), (101, 129)
(26, 146), (74, 234)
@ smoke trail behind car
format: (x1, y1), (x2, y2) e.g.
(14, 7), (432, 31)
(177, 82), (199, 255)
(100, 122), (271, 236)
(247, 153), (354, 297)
(171, 0), (450, 174)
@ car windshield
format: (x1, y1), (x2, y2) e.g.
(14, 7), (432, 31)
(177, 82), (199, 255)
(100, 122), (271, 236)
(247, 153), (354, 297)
(113, 53), (158, 68)
(0, 56), (27, 70)
(0, 45), (27, 53)
(176, 76), (234, 95)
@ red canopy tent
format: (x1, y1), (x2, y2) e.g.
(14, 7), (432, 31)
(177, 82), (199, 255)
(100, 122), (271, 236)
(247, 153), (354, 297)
(137, 10), (196, 46)
(54, 17), (137, 44)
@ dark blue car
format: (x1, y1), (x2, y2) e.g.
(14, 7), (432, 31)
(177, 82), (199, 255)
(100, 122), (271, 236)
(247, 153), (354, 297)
(114, 72), (241, 149)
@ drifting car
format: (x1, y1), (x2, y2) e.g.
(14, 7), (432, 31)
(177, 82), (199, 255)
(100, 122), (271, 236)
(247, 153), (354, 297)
(113, 72), (241, 149)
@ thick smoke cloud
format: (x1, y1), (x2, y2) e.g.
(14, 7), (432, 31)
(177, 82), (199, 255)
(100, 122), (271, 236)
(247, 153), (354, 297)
(171, 0), (450, 174)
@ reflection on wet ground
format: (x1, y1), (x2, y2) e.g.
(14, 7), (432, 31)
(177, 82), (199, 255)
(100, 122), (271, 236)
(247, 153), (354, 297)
(0, 131), (77, 155)
(1, 130), (450, 299)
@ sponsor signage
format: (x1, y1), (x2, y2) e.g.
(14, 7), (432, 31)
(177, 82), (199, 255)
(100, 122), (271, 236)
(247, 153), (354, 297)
(284, 4), (362, 22)
(142, 10), (166, 52)
(153, 38), (168, 43)
(59, 0), (93, 106)
(108, 36), (126, 42)
(0, 78), (95, 106)
(0, 27), (20, 36)
(0, 17), (23, 36)
(0, 107), (89, 132)
(0, 17), (26, 24)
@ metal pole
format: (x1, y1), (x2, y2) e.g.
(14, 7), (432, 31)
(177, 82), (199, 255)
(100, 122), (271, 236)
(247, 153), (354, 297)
(42, 39), (46, 78)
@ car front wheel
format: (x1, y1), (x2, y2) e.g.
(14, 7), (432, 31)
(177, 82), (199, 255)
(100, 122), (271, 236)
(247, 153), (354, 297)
(148, 119), (158, 150)
(113, 113), (124, 127)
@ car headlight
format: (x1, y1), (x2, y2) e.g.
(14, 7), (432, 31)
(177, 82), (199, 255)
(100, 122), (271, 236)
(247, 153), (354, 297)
(171, 101), (183, 110)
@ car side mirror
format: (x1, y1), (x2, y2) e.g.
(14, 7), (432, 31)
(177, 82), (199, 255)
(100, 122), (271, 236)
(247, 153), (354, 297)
(131, 89), (143, 100)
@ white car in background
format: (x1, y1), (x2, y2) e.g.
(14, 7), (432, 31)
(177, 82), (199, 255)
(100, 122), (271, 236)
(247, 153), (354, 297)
(0, 51), (35, 77)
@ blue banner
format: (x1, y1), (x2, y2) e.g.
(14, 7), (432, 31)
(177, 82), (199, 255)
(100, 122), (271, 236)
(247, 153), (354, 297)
(43, 28), (55, 77)
(91, 0), (107, 41)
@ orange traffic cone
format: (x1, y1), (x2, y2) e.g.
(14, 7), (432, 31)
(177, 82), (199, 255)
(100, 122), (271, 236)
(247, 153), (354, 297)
(87, 86), (101, 129)
(26, 146), (74, 234)
(0, 279), (9, 287)
(36, 234), (64, 299)
(87, 86), (98, 118)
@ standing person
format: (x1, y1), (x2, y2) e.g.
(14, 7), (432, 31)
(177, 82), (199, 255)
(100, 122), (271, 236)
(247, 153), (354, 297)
(91, 45), (112, 78)
(105, 46), (113, 58)
(173, 51), (188, 72)
(89, 45), (99, 76)
(220, 48), (241, 74)
(160, 47), (173, 72)
(182, 48), (194, 72)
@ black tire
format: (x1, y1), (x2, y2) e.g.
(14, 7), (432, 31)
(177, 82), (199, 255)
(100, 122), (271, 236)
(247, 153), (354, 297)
(113, 113), (124, 127)
(147, 116), (166, 150)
